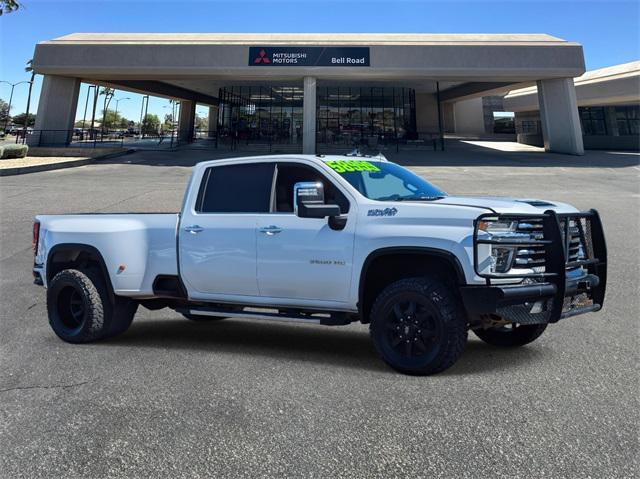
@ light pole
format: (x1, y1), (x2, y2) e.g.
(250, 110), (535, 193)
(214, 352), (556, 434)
(0, 80), (32, 133)
(113, 97), (130, 130)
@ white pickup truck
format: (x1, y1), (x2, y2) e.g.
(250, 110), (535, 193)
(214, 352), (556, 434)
(33, 154), (607, 375)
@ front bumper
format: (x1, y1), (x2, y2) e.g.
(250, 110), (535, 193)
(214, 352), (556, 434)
(461, 209), (607, 324)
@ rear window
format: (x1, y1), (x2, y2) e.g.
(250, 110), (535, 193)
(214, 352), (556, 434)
(197, 163), (275, 213)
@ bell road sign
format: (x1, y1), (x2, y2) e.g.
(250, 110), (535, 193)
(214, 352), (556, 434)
(249, 47), (370, 67)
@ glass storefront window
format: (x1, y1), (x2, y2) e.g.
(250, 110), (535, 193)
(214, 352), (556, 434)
(579, 107), (607, 136)
(316, 86), (417, 147)
(218, 86), (304, 145)
(218, 85), (418, 149)
(615, 105), (639, 136)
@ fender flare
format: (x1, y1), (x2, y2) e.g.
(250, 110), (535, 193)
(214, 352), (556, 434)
(357, 246), (467, 312)
(46, 243), (115, 297)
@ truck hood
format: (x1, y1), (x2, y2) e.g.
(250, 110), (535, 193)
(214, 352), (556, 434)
(432, 196), (579, 214)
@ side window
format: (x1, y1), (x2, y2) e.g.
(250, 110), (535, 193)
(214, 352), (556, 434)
(274, 163), (350, 213)
(197, 163), (275, 213)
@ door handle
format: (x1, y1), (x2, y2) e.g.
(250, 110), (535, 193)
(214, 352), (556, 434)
(259, 225), (282, 235)
(184, 224), (204, 234)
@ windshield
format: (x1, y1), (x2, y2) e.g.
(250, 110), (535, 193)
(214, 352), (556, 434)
(325, 160), (446, 201)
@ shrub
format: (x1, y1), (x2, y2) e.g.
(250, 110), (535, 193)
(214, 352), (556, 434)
(0, 146), (3, 158)
(1, 144), (28, 159)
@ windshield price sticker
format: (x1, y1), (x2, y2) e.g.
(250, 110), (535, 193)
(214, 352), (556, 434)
(326, 160), (381, 174)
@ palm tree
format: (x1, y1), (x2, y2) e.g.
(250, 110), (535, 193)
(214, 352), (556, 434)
(0, 0), (21, 15)
(99, 87), (115, 133)
(22, 59), (35, 141)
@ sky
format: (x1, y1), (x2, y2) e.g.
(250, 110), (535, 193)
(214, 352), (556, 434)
(0, 0), (638, 124)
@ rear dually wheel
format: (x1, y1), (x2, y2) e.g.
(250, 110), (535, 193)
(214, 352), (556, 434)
(47, 268), (137, 343)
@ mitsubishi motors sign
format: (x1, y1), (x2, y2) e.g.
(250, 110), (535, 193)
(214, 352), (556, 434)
(249, 46), (370, 67)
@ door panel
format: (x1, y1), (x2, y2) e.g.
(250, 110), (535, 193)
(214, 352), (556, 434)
(179, 162), (275, 299)
(256, 161), (355, 303)
(257, 214), (355, 302)
(179, 215), (259, 297)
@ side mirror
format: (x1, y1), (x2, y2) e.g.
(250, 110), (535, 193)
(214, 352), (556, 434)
(294, 181), (341, 219)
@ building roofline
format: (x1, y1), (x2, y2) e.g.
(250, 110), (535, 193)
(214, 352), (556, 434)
(505, 60), (640, 98)
(42, 32), (578, 47)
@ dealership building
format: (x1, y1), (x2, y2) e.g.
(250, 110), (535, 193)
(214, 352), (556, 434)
(31, 33), (589, 154)
(505, 61), (639, 151)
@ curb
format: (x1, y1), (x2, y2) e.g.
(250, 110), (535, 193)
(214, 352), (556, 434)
(0, 149), (135, 176)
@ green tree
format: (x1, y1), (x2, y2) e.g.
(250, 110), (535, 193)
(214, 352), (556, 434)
(141, 113), (160, 135)
(0, 0), (21, 15)
(195, 114), (208, 131)
(0, 99), (9, 124)
(163, 113), (173, 131)
(119, 117), (131, 129)
(101, 109), (128, 129)
(11, 112), (35, 127)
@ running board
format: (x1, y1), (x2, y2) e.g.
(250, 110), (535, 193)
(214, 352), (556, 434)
(175, 306), (353, 326)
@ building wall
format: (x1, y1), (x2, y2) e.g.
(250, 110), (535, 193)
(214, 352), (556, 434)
(452, 97), (485, 134)
(514, 111), (543, 146)
(482, 96), (506, 133)
(443, 103), (455, 133)
(515, 105), (639, 151)
(415, 93), (439, 133)
(505, 61), (639, 151)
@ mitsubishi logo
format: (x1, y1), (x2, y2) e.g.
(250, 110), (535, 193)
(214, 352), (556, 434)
(254, 49), (270, 64)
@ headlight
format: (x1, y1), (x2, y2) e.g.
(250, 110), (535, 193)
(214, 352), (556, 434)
(478, 220), (517, 234)
(478, 220), (519, 273)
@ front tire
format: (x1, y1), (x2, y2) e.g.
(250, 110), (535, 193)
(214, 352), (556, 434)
(369, 277), (467, 375)
(473, 323), (547, 347)
(47, 268), (137, 343)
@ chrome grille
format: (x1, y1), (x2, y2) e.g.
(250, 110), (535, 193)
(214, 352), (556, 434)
(559, 218), (589, 264)
(513, 219), (546, 269)
(513, 216), (588, 270)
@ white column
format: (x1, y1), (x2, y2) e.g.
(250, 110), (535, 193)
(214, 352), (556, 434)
(30, 75), (81, 146)
(178, 100), (196, 142)
(302, 76), (317, 154)
(537, 78), (584, 155)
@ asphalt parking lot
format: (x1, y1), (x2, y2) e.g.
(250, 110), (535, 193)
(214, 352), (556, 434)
(1, 143), (638, 478)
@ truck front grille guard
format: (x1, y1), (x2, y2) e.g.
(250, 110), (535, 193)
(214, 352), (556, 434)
(472, 209), (607, 322)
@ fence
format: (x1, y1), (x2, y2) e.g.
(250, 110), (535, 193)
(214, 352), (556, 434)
(12, 129), (183, 150)
(7, 128), (445, 153)
(203, 129), (444, 154)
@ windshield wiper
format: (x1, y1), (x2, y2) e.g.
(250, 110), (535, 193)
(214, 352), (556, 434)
(376, 194), (446, 202)
(395, 195), (446, 202)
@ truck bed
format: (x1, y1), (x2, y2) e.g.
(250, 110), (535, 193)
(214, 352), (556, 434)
(35, 213), (180, 297)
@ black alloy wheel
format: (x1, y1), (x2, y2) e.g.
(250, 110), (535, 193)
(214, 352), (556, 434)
(369, 277), (467, 375)
(56, 285), (87, 333)
(385, 298), (444, 360)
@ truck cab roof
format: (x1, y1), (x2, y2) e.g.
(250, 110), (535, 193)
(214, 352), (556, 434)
(194, 153), (388, 171)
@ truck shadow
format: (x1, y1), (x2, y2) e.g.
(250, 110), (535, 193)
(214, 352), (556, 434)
(443, 340), (545, 376)
(105, 317), (544, 375)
